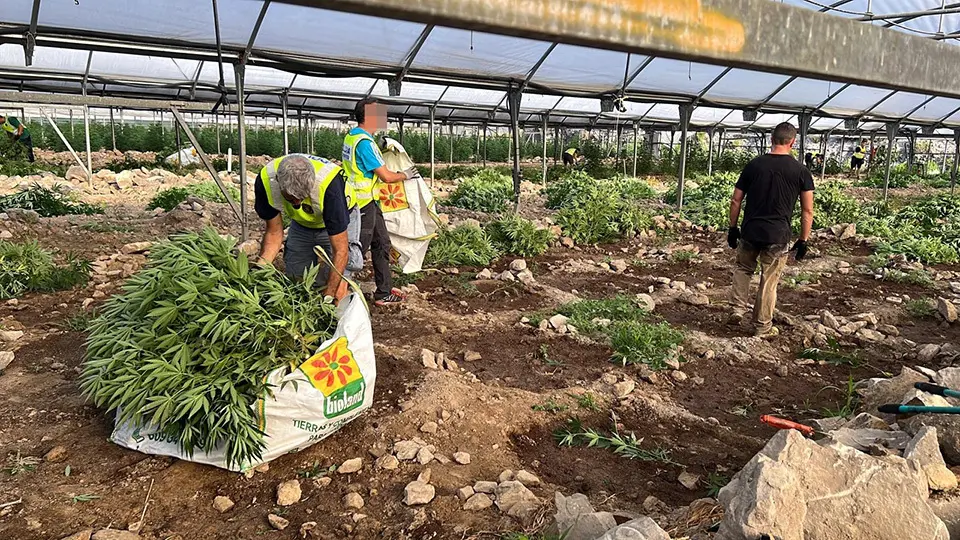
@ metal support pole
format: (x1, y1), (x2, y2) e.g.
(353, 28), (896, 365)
(69, 109), (74, 138)
(170, 107), (242, 222)
(798, 113), (812, 160)
(884, 122), (898, 204)
(175, 123), (183, 167)
(507, 88), (522, 209)
(398, 116), (405, 145)
(235, 63), (249, 241)
(281, 93), (289, 154)
(615, 123), (623, 173)
(429, 106), (436, 186)
(676, 104), (694, 210)
(541, 114), (548, 185)
(952, 130), (960, 194)
(83, 106), (92, 183)
(554, 126), (560, 164)
(482, 122), (487, 166)
(216, 113), (221, 155)
(39, 108), (87, 174)
(907, 132), (917, 174)
(707, 128), (715, 175)
(449, 123), (454, 165)
(821, 131), (831, 180)
(868, 132), (876, 171)
(109, 108), (116, 152)
(475, 124), (480, 163)
(297, 110), (303, 153)
(632, 122), (639, 177)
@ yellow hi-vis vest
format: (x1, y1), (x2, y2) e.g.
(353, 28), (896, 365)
(342, 130), (382, 209)
(564, 148), (577, 156)
(259, 155), (356, 229)
(853, 146), (866, 159)
(0, 120), (15, 135)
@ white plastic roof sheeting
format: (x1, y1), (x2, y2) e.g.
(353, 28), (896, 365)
(0, 0), (959, 131)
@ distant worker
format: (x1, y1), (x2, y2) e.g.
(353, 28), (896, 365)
(850, 140), (866, 177)
(803, 151), (822, 171)
(727, 122), (815, 338)
(343, 98), (417, 306)
(0, 115), (34, 162)
(254, 154), (362, 303)
(562, 147), (579, 167)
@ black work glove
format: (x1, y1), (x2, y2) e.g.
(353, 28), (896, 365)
(727, 226), (740, 249)
(791, 240), (808, 261)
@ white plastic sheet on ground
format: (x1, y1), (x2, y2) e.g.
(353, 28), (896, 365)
(110, 292), (376, 472)
(164, 146), (201, 165)
(378, 137), (440, 273)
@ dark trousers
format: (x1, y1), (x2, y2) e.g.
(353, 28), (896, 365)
(360, 203), (393, 299)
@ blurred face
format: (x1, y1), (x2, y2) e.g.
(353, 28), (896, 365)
(364, 102), (387, 132)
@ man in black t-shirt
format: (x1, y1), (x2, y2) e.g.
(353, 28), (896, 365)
(727, 122), (815, 338)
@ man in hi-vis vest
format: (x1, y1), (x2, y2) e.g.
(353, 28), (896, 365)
(0, 115), (34, 162)
(254, 154), (363, 303)
(343, 98), (417, 306)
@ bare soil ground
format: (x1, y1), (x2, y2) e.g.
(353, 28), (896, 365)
(2, 170), (960, 540)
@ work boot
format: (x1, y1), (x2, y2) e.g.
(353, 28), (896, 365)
(374, 292), (404, 306)
(754, 325), (780, 339)
(726, 310), (747, 326)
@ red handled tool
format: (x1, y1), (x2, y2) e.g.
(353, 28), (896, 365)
(760, 415), (816, 437)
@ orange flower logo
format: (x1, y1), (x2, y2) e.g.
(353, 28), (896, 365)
(299, 337), (363, 397)
(379, 182), (409, 212)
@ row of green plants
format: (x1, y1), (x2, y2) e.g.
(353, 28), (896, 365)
(146, 182), (242, 212)
(0, 240), (89, 299)
(0, 184), (102, 217)
(545, 171), (656, 244)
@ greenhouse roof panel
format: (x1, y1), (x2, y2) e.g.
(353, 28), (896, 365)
(412, 27), (549, 80)
(629, 59), (727, 98)
(530, 44), (635, 93)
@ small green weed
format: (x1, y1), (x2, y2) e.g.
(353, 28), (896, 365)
(297, 460), (335, 479)
(554, 417), (677, 465)
(669, 249), (700, 263)
(532, 398), (569, 414)
(819, 376), (858, 419)
(62, 310), (97, 331)
(440, 274), (479, 297)
(570, 392), (601, 412)
(391, 268), (423, 287)
(706, 472), (730, 497)
(538, 344), (565, 368)
(0, 183), (102, 217)
(905, 298), (937, 318)
(486, 214), (553, 257)
(424, 225), (500, 268)
(783, 271), (820, 289)
(69, 494), (100, 503)
(884, 269), (935, 288)
(799, 338), (862, 367)
(3, 451), (40, 475)
(80, 222), (135, 234)
(609, 320), (684, 370)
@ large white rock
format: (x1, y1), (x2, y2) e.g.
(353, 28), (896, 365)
(717, 430), (948, 540)
(904, 427), (958, 491)
(595, 517), (670, 540)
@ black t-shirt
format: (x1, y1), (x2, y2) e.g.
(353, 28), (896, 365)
(254, 171), (351, 235)
(735, 154), (815, 246)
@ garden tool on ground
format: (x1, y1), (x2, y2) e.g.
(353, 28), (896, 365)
(877, 382), (960, 415)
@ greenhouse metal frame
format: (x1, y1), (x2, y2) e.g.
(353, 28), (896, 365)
(2, 0), (960, 236)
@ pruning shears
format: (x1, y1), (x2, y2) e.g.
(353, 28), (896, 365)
(878, 382), (960, 415)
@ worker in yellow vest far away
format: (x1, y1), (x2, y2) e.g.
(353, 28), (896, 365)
(0, 115), (34, 162)
(343, 98), (417, 306)
(850, 140), (866, 177)
(254, 154), (363, 303)
(562, 147), (580, 167)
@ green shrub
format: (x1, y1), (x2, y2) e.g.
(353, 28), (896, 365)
(80, 229), (336, 468)
(905, 298), (937, 318)
(545, 170), (597, 210)
(147, 182), (241, 212)
(0, 240), (89, 299)
(486, 214), (554, 257)
(0, 183), (102, 217)
(554, 296), (649, 335)
(812, 182), (862, 229)
(609, 320), (685, 370)
(667, 172), (737, 229)
(618, 177), (657, 200)
(555, 190), (623, 244)
(876, 236), (959, 264)
(424, 225), (500, 267)
(445, 170), (513, 213)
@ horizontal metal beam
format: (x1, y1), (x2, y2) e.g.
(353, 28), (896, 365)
(0, 91), (218, 111)
(287, 0), (960, 99)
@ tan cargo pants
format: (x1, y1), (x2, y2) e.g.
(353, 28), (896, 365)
(730, 240), (788, 333)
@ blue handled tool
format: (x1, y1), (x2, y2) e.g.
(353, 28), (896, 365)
(878, 404), (960, 415)
(915, 382), (960, 399)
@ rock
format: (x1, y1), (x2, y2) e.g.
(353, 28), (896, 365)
(903, 414), (960, 465)
(903, 388), (952, 408)
(403, 481), (435, 505)
(497, 270), (517, 282)
(681, 292), (710, 306)
(843, 413), (891, 431)
(776, 365), (789, 378)
(877, 324), (899, 337)
(343, 492), (365, 510)
(516, 269), (536, 284)
(509, 259), (527, 272)
(498, 469), (515, 483)
(495, 481), (541, 521)
(66, 165), (87, 183)
(453, 451), (471, 465)
(919, 344), (942, 363)
(474, 480), (498, 493)
(856, 328), (885, 343)
(0, 330), (23, 342)
(276, 479), (302, 506)
(420, 421), (439, 434)
(375, 454), (399, 470)
(886, 296), (904, 304)
(826, 427), (910, 452)
(61, 531), (93, 540)
(420, 349), (437, 369)
(7, 208), (39, 224)
(610, 259), (628, 272)
(515, 470), (541, 486)
(820, 310), (840, 330)
(457, 486), (475, 501)
(90, 531), (139, 540)
(394, 440), (421, 461)
(267, 514), (289, 531)
(120, 241), (153, 255)
(716, 429), (947, 540)
(939, 298), (958, 323)
(416, 446), (434, 465)
(859, 366), (929, 415)
(476, 268), (493, 279)
(853, 312), (879, 327)
(671, 370), (688, 382)
(462, 351), (482, 363)
(44, 445), (68, 462)
(596, 517), (670, 540)
(212, 495), (234, 513)
(313, 476), (332, 489)
(613, 379), (636, 398)
(561, 237), (575, 248)
(663, 356), (681, 371)
(442, 356), (459, 371)
(418, 468), (432, 483)
(338, 457), (363, 474)
(548, 314), (569, 330)
(463, 493), (494, 511)
(635, 293), (656, 312)
(904, 427), (958, 491)
(677, 470), (699, 490)
(838, 320), (868, 335)
(0, 351), (14, 371)
(553, 492), (617, 540)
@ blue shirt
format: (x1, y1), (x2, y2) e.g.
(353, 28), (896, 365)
(347, 128), (384, 180)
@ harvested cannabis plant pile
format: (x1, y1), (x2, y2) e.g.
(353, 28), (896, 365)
(445, 169), (513, 213)
(147, 182), (241, 212)
(0, 183), (102, 217)
(486, 214), (554, 257)
(0, 240), (89, 299)
(424, 224), (500, 267)
(80, 228), (337, 467)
